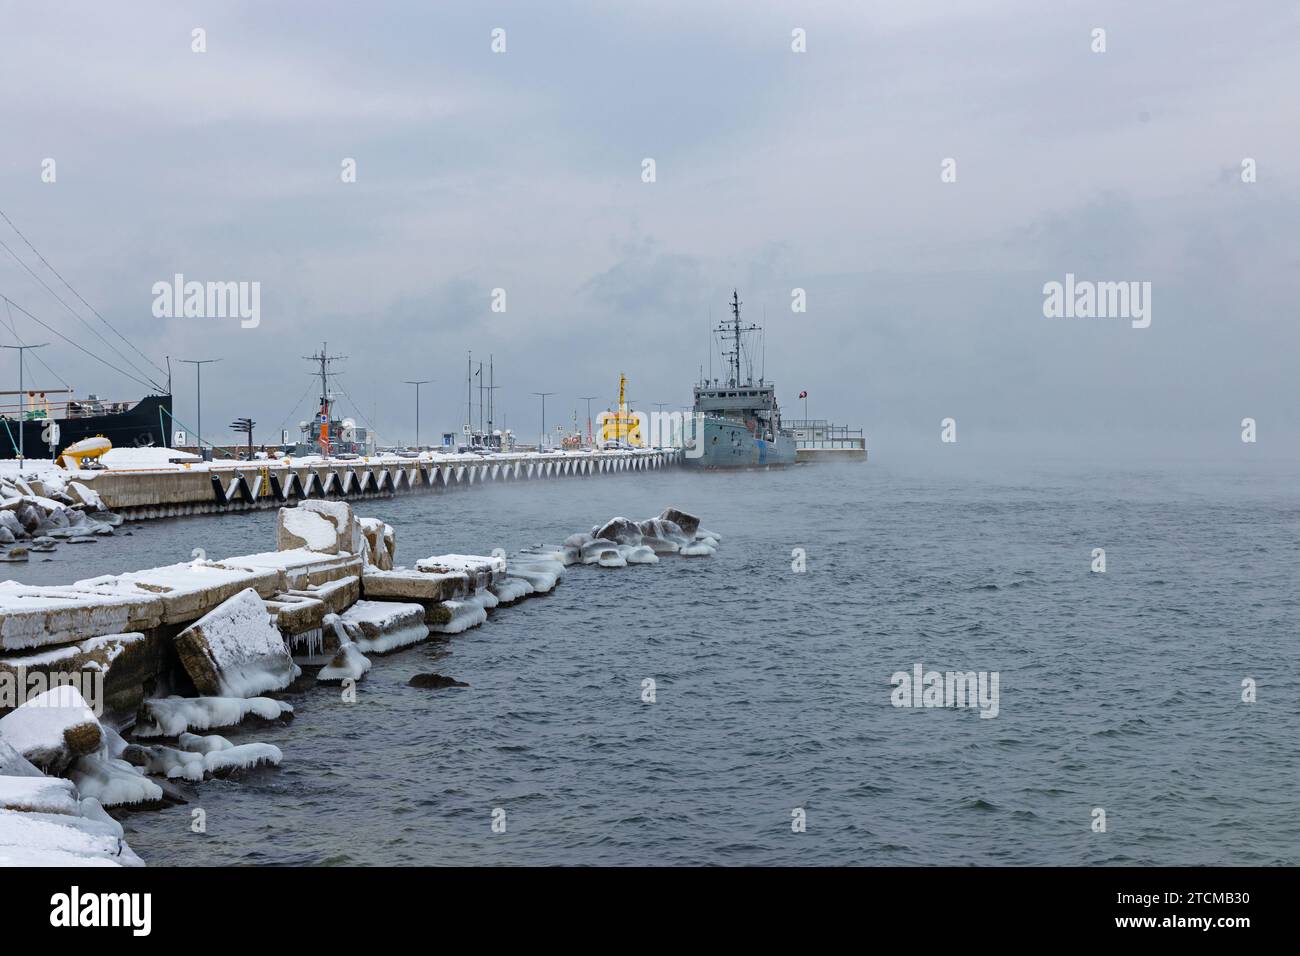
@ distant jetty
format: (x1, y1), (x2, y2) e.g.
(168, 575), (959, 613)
(10, 445), (681, 522)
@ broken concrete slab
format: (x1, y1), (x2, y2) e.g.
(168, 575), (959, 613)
(285, 575), (360, 616)
(338, 602), (427, 654)
(75, 561), (280, 625)
(0, 632), (161, 719)
(173, 588), (298, 698)
(215, 548), (361, 591)
(275, 505), (337, 553)
(362, 567), (472, 603)
(358, 517), (396, 570)
(263, 593), (326, 638)
(414, 554), (506, 591)
(0, 583), (164, 652)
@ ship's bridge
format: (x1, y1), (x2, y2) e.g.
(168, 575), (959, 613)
(693, 383), (777, 413)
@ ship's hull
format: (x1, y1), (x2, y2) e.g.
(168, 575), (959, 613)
(1, 394), (172, 460)
(682, 417), (798, 469)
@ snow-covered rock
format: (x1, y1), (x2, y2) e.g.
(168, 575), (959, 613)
(0, 799), (143, 867)
(0, 774), (81, 814)
(0, 686), (103, 775)
(134, 696), (293, 738)
(317, 640), (371, 683)
(0, 738), (42, 777)
(275, 507), (337, 553)
(173, 588), (298, 697)
(594, 517), (642, 545)
(490, 577), (533, 605)
(658, 507), (701, 536)
(69, 755), (164, 808)
(622, 544), (659, 564)
(505, 560), (562, 593)
(66, 482), (105, 512)
(122, 739), (282, 781)
(282, 500), (361, 555)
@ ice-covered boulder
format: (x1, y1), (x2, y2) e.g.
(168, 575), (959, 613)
(0, 777), (143, 866)
(427, 599), (487, 634)
(69, 755), (165, 808)
(505, 559), (563, 593)
(490, 577), (533, 605)
(134, 696), (294, 738)
(0, 738), (42, 777)
(0, 775), (81, 814)
(657, 507), (701, 536)
(594, 517), (642, 546)
(122, 739), (282, 781)
(580, 538), (620, 564)
(173, 588), (298, 697)
(0, 685), (103, 775)
(317, 639), (372, 683)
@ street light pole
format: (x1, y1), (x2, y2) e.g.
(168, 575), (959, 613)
(179, 358), (221, 460)
(403, 379), (431, 449)
(531, 391), (555, 451)
(578, 395), (598, 445)
(1, 343), (48, 470)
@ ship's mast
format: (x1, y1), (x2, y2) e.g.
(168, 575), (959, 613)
(715, 289), (759, 387)
(302, 342), (345, 454)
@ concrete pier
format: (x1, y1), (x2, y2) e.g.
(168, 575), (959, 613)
(77, 448), (680, 520)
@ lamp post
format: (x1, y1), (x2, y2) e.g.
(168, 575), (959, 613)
(403, 379), (431, 449)
(1, 343), (48, 470)
(179, 358), (221, 460)
(578, 395), (598, 445)
(531, 391), (555, 451)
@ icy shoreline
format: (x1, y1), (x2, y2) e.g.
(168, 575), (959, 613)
(0, 500), (718, 866)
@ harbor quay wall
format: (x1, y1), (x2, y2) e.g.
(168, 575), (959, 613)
(79, 448), (681, 520)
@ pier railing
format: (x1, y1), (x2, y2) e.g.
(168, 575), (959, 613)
(787, 420), (866, 447)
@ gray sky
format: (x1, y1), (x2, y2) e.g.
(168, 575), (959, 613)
(1, 0), (1296, 462)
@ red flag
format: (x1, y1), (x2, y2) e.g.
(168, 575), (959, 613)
(798, 390), (807, 399)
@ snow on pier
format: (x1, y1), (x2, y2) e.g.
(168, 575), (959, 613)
(15, 446), (681, 521)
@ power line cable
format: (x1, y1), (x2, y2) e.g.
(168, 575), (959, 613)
(3, 297), (72, 389)
(0, 292), (156, 390)
(0, 208), (169, 382)
(0, 236), (164, 391)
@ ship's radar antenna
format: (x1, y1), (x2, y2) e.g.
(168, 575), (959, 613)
(713, 289), (760, 387)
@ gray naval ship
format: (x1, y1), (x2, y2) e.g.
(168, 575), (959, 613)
(684, 290), (798, 468)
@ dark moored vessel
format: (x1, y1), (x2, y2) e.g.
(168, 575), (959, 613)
(0, 391), (172, 460)
(684, 291), (797, 469)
